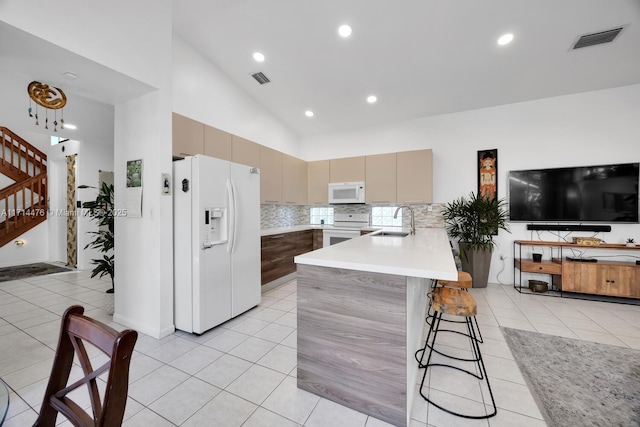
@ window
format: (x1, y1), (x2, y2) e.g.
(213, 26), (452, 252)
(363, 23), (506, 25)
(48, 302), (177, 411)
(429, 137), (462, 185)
(371, 206), (402, 227)
(310, 207), (334, 225)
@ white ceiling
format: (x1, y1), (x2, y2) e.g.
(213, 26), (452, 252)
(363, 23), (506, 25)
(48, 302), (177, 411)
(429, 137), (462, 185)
(0, 20), (154, 142)
(2, 2), (639, 143)
(173, 0), (640, 138)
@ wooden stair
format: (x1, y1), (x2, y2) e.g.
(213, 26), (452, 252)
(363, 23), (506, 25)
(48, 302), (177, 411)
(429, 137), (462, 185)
(0, 127), (48, 247)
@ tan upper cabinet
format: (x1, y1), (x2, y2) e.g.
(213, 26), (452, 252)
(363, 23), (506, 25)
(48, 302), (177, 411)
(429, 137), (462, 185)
(204, 125), (232, 161)
(232, 135), (261, 168)
(329, 156), (365, 183)
(396, 149), (433, 204)
(365, 153), (396, 204)
(307, 160), (330, 205)
(172, 113), (204, 157)
(260, 146), (282, 204)
(282, 154), (308, 205)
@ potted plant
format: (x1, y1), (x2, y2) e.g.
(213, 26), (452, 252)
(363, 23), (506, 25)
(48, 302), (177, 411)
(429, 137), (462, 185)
(626, 238), (636, 247)
(442, 191), (510, 287)
(79, 182), (115, 293)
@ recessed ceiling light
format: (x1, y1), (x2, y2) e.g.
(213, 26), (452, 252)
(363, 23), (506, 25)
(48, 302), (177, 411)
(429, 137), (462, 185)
(63, 123), (77, 130)
(497, 33), (514, 45)
(253, 52), (265, 62)
(367, 95), (377, 104)
(338, 24), (352, 38)
(305, 110), (314, 117)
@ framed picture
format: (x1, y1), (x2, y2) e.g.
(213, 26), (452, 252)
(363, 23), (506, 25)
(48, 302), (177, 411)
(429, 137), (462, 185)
(126, 159), (143, 188)
(478, 149), (497, 201)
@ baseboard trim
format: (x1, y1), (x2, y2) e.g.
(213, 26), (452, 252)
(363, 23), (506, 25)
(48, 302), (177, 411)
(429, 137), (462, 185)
(262, 272), (297, 293)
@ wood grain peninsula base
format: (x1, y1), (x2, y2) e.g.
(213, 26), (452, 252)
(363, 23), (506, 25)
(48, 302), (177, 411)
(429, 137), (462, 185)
(296, 264), (432, 427)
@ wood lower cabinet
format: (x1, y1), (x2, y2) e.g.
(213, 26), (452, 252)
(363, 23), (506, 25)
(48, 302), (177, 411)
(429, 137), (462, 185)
(562, 261), (637, 297)
(261, 229), (314, 285)
(312, 229), (323, 250)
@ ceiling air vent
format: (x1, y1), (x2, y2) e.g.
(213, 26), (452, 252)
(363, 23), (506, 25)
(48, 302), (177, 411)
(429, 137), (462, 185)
(251, 72), (271, 85)
(572, 27), (624, 49)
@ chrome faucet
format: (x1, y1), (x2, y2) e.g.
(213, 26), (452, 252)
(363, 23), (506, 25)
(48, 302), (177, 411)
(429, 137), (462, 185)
(393, 205), (415, 235)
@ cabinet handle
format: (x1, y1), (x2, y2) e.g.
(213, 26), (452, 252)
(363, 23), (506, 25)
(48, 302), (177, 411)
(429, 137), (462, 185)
(270, 235), (285, 239)
(285, 201), (296, 204)
(264, 200), (279, 203)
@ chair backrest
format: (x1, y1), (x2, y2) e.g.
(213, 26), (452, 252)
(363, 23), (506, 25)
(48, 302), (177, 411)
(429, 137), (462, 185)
(34, 305), (138, 427)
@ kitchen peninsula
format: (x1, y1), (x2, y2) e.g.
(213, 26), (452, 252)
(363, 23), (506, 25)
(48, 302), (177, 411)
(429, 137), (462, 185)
(294, 228), (457, 427)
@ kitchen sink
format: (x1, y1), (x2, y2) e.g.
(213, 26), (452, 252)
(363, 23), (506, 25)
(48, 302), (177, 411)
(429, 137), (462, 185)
(372, 231), (410, 237)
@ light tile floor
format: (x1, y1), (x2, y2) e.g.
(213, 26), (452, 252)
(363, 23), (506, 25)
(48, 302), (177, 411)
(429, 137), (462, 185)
(1, 270), (640, 426)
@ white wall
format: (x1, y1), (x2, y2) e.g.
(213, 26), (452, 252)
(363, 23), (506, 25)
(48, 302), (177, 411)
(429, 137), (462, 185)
(0, 1), (168, 89)
(172, 36), (301, 156)
(300, 84), (640, 284)
(3, 0), (175, 338)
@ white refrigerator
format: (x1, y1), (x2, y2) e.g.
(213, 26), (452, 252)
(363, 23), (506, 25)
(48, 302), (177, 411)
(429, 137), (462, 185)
(173, 155), (261, 334)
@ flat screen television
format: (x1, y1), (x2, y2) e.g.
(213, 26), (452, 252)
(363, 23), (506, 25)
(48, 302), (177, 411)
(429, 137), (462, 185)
(508, 162), (639, 223)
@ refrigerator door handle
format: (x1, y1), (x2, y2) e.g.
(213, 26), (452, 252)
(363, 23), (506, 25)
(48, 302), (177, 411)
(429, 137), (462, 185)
(230, 179), (238, 253)
(226, 179), (235, 254)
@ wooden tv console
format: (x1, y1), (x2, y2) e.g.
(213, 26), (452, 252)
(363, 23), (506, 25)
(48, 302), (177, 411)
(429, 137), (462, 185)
(513, 240), (640, 299)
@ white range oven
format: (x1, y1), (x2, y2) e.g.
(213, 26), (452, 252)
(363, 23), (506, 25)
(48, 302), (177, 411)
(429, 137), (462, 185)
(323, 213), (370, 248)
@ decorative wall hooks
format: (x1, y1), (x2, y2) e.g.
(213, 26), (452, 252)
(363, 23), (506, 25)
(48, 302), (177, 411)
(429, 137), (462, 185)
(27, 80), (67, 132)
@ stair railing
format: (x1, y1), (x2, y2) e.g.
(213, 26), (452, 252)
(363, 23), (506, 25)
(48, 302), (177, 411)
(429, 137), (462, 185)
(0, 127), (47, 178)
(0, 172), (48, 233)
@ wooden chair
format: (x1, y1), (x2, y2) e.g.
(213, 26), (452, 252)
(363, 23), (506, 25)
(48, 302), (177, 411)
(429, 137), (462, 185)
(34, 305), (138, 427)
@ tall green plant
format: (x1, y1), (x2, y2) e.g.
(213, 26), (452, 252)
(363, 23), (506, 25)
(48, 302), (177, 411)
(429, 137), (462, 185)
(442, 192), (510, 252)
(79, 182), (114, 293)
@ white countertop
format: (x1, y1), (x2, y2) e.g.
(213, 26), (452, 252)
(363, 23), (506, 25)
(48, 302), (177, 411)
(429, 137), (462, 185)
(295, 228), (458, 281)
(261, 225), (323, 236)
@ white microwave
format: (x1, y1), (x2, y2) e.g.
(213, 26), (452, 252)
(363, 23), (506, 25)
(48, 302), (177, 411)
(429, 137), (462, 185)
(328, 182), (365, 204)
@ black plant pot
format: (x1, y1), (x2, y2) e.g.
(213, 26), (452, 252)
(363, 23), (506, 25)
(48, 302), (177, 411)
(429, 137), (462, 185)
(458, 243), (492, 288)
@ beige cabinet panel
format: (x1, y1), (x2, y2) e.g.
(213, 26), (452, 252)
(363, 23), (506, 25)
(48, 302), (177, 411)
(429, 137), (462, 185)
(366, 153), (396, 204)
(307, 160), (330, 205)
(260, 146), (282, 204)
(396, 149), (433, 204)
(172, 113), (204, 157)
(204, 125), (232, 160)
(330, 156), (365, 183)
(232, 135), (261, 168)
(282, 154), (308, 205)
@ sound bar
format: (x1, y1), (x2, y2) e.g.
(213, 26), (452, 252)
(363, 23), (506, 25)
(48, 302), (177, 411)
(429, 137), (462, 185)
(526, 224), (611, 232)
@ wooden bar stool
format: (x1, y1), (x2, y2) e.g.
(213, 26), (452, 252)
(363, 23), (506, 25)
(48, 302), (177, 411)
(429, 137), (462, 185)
(417, 287), (497, 419)
(424, 271), (484, 344)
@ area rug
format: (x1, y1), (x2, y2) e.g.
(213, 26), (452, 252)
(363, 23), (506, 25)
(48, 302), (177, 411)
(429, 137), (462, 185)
(501, 327), (640, 427)
(0, 262), (73, 282)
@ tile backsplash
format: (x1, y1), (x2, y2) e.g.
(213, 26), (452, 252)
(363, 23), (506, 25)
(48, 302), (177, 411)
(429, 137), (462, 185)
(260, 203), (444, 229)
(261, 205), (310, 228)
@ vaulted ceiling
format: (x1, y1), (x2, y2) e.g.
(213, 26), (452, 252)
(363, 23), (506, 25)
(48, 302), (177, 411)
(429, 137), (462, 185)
(2, 1), (639, 143)
(173, 0), (640, 137)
